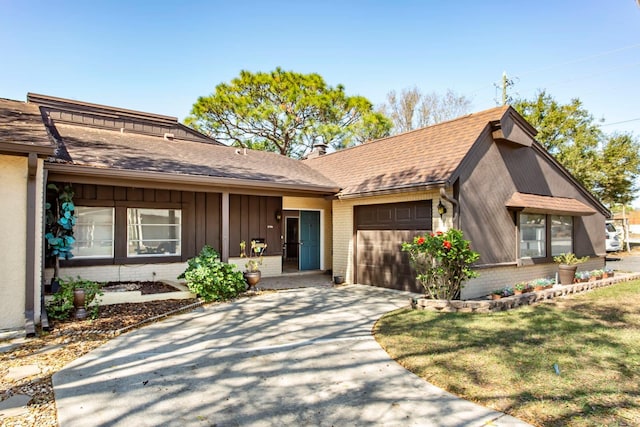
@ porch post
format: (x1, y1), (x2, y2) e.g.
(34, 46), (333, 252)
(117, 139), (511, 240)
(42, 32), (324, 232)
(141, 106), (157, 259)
(221, 192), (229, 262)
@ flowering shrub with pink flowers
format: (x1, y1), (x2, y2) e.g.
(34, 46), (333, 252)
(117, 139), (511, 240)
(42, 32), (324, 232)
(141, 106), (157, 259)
(401, 229), (479, 300)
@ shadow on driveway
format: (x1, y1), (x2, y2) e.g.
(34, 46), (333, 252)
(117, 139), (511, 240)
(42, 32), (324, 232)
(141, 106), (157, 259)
(53, 285), (531, 427)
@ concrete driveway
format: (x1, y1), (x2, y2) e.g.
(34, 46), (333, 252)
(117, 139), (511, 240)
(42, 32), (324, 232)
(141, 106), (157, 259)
(53, 285), (531, 427)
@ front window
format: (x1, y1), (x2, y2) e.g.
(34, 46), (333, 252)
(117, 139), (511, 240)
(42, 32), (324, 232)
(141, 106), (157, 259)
(72, 206), (114, 258)
(520, 213), (546, 258)
(551, 215), (573, 256)
(127, 208), (181, 257)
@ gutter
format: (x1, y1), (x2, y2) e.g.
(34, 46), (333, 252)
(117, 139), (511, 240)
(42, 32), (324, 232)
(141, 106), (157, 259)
(440, 187), (460, 229)
(25, 153), (37, 336)
(336, 181), (448, 200)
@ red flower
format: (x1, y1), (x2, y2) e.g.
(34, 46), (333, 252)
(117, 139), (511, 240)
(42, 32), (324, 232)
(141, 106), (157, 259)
(416, 237), (425, 245)
(429, 232), (435, 237)
(436, 231), (443, 236)
(443, 240), (452, 250)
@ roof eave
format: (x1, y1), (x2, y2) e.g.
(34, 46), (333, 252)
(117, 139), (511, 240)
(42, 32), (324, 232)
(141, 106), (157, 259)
(0, 141), (55, 157)
(337, 181), (448, 199)
(45, 163), (341, 196)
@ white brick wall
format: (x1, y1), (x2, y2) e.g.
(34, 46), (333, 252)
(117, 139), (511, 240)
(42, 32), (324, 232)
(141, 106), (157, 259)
(463, 258), (605, 299)
(45, 262), (189, 284)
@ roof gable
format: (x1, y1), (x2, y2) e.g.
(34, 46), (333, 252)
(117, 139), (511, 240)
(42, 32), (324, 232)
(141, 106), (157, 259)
(304, 106), (511, 197)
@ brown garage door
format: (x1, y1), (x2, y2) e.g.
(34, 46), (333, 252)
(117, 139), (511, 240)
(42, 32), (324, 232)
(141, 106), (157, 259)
(355, 201), (432, 292)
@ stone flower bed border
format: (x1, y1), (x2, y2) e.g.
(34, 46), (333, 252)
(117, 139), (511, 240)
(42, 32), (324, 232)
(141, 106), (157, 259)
(411, 272), (640, 313)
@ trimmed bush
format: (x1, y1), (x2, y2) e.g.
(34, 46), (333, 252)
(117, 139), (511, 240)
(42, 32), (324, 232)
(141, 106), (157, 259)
(178, 245), (246, 302)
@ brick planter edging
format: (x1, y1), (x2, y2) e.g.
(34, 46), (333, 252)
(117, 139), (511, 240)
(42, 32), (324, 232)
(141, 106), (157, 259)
(410, 273), (640, 313)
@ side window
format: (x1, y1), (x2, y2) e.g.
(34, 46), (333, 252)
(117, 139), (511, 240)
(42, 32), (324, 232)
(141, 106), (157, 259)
(520, 213), (546, 258)
(127, 208), (181, 257)
(551, 215), (573, 256)
(72, 207), (115, 258)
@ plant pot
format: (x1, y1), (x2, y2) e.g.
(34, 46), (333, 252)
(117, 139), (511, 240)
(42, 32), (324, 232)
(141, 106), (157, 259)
(243, 271), (261, 288)
(558, 264), (578, 285)
(333, 275), (345, 285)
(490, 294), (501, 300)
(534, 286), (544, 292)
(73, 288), (88, 320)
(514, 290), (523, 295)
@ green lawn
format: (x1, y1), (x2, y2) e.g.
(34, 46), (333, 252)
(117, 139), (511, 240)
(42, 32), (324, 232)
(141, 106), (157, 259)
(374, 280), (640, 427)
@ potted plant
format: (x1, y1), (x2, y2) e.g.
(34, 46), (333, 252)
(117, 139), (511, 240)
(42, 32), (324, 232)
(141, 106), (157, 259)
(45, 276), (102, 321)
(513, 282), (528, 295)
(574, 271), (590, 283)
(553, 253), (588, 285)
(45, 184), (77, 293)
(589, 269), (603, 281)
(240, 240), (266, 288)
(603, 267), (614, 278)
(490, 289), (503, 300)
(531, 278), (553, 291)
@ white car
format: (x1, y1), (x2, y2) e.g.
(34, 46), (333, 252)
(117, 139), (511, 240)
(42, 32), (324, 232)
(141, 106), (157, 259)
(606, 222), (620, 252)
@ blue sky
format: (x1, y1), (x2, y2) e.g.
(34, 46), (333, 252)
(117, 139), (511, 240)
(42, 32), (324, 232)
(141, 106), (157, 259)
(1, 0), (639, 138)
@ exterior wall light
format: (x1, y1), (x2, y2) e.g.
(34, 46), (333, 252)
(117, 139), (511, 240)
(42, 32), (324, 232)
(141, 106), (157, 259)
(437, 200), (447, 218)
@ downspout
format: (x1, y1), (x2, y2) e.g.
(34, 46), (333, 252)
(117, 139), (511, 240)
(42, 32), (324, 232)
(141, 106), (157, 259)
(440, 187), (459, 229)
(25, 153), (38, 336)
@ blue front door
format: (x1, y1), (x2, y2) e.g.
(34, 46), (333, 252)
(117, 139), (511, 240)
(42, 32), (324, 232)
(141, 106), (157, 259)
(299, 210), (320, 270)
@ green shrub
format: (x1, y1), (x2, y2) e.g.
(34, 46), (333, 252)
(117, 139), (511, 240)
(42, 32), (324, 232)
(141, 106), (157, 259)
(402, 229), (480, 300)
(46, 276), (103, 320)
(178, 245), (246, 302)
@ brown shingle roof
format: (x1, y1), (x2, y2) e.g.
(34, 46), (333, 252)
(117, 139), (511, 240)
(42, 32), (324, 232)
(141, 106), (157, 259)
(506, 192), (597, 216)
(304, 106), (510, 197)
(0, 98), (54, 150)
(51, 123), (339, 192)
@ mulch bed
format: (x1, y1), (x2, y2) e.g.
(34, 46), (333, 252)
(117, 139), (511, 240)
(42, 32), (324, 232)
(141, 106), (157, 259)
(49, 298), (199, 334)
(1, 297), (200, 426)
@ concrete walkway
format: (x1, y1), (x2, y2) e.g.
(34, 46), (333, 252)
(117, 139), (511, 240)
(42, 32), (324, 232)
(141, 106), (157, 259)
(53, 285), (531, 427)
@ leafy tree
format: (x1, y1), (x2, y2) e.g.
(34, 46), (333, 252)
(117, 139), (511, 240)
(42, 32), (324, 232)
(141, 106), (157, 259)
(186, 68), (392, 158)
(514, 90), (640, 207)
(379, 87), (471, 134)
(595, 133), (640, 207)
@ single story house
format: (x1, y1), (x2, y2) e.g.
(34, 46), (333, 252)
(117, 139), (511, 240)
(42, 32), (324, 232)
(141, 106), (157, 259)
(304, 105), (608, 298)
(0, 94), (609, 334)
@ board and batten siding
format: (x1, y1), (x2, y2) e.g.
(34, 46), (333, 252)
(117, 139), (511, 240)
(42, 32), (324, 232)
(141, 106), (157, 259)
(229, 194), (282, 258)
(68, 183), (222, 262)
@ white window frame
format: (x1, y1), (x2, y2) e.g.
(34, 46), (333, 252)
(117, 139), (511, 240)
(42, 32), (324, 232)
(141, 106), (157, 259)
(126, 208), (182, 257)
(72, 206), (115, 259)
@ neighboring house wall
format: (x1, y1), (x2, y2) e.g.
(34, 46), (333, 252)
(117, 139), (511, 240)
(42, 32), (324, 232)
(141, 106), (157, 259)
(332, 189), (450, 284)
(283, 196), (333, 271)
(1, 155), (27, 330)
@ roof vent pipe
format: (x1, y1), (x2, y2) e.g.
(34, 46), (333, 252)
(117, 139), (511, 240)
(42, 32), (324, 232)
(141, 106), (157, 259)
(440, 187), (459, 229)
